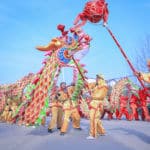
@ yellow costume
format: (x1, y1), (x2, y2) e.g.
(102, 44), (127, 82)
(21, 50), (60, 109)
(60, 86), (81, 135)
(8, 102), (18, 123)
(87, 76), (108, 139)
(0, 105), (12, 122)
(140, 72), (150, 84)
(48, 94), (63, 132)
(138, 59), (150, 84)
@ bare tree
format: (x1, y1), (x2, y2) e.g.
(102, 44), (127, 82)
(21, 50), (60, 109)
(135, 35), (150, 72)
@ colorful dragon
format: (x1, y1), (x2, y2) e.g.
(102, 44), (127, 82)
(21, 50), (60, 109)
(14, 25), (91, 126)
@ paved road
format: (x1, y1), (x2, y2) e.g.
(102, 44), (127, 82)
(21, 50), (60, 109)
(0, 119), (150, 150)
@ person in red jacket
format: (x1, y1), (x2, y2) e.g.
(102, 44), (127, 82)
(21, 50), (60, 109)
(138, 88), (150, 121)
(117, 95), (131, 120)
(130, 94), (139, 120)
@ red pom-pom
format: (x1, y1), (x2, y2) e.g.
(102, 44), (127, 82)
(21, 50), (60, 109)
(57, 24), (65, 32)
(62, 31), (68, 36)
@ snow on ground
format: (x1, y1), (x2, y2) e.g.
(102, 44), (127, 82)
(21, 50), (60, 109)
(0, 118), (150, 150)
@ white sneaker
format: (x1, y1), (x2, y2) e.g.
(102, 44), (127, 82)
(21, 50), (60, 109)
(86, 136), (96, 140)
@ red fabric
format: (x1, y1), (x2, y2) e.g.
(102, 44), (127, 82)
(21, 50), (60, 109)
(120, 95), (128, 108)
(115, 109), (119, 118)
(138, 89), (148, 103)
(130, 94), (139, 105)
(73, 0), (109, 29)
(57, 24), (65, 32)
(129, 94), (139, 120)
(62, 31), (68, 36)
(138, 89), (150, 121)
(120, 95), (128, 101)
(117, 107), (131, 120)
(130, 104), (139, 120)
(57, 24), (68, 36)
(141, 106), (150, 121)
(117, 95), (131, 120)
(82, 0), (108, 23)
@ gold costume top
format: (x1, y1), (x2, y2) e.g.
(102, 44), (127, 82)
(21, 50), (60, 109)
(58, 89), (69, 102)
(59, 86), (78, 109)
(88, 79), (108, 110)
(68, 86), (75, 96)
(68, 85), (79, 107)
(91, 79), (108, 101)
(140, 72), (150, 84)
(88, 82), (96, 89)
(50, 91), (64, 107)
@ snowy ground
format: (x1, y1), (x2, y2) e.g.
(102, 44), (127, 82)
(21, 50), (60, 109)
(0, 118), (150, 150)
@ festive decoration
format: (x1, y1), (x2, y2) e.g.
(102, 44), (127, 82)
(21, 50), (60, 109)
(72, 0), (147, 92)
(110, 78), (139, 110)
(2, 0), (149, 126)
(11, 24), (91, 126)
(72, 0), (109, 30)
(0, 93), (6, 113)
(0, 74), (35, 123)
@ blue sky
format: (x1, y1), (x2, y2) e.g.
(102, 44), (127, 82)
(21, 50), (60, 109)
(0, 0), (150, 84)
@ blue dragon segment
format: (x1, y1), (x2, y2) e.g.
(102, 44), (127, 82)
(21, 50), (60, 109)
(57, 47), (71, 64)
(57, 35), (79, 65)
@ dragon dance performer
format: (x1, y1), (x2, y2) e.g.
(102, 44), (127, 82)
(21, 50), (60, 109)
(117, 95), (132, 121)
(125, 83), (140, 121)
(48, 85), (63, 133)
(138, 88), (150, 121)
(59, 82), (81, 135)
(0, 105), (12, 123)
(137, 60), (150, 84)
(86, 74), (108, 140)
(139, 73), (150, 84)
(130, 94), (140, 120)
(135, 59), (150, 121)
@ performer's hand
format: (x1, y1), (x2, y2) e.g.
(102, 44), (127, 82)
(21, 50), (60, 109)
(103, 22), (108, 27)
(134, 71), (141, 77)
